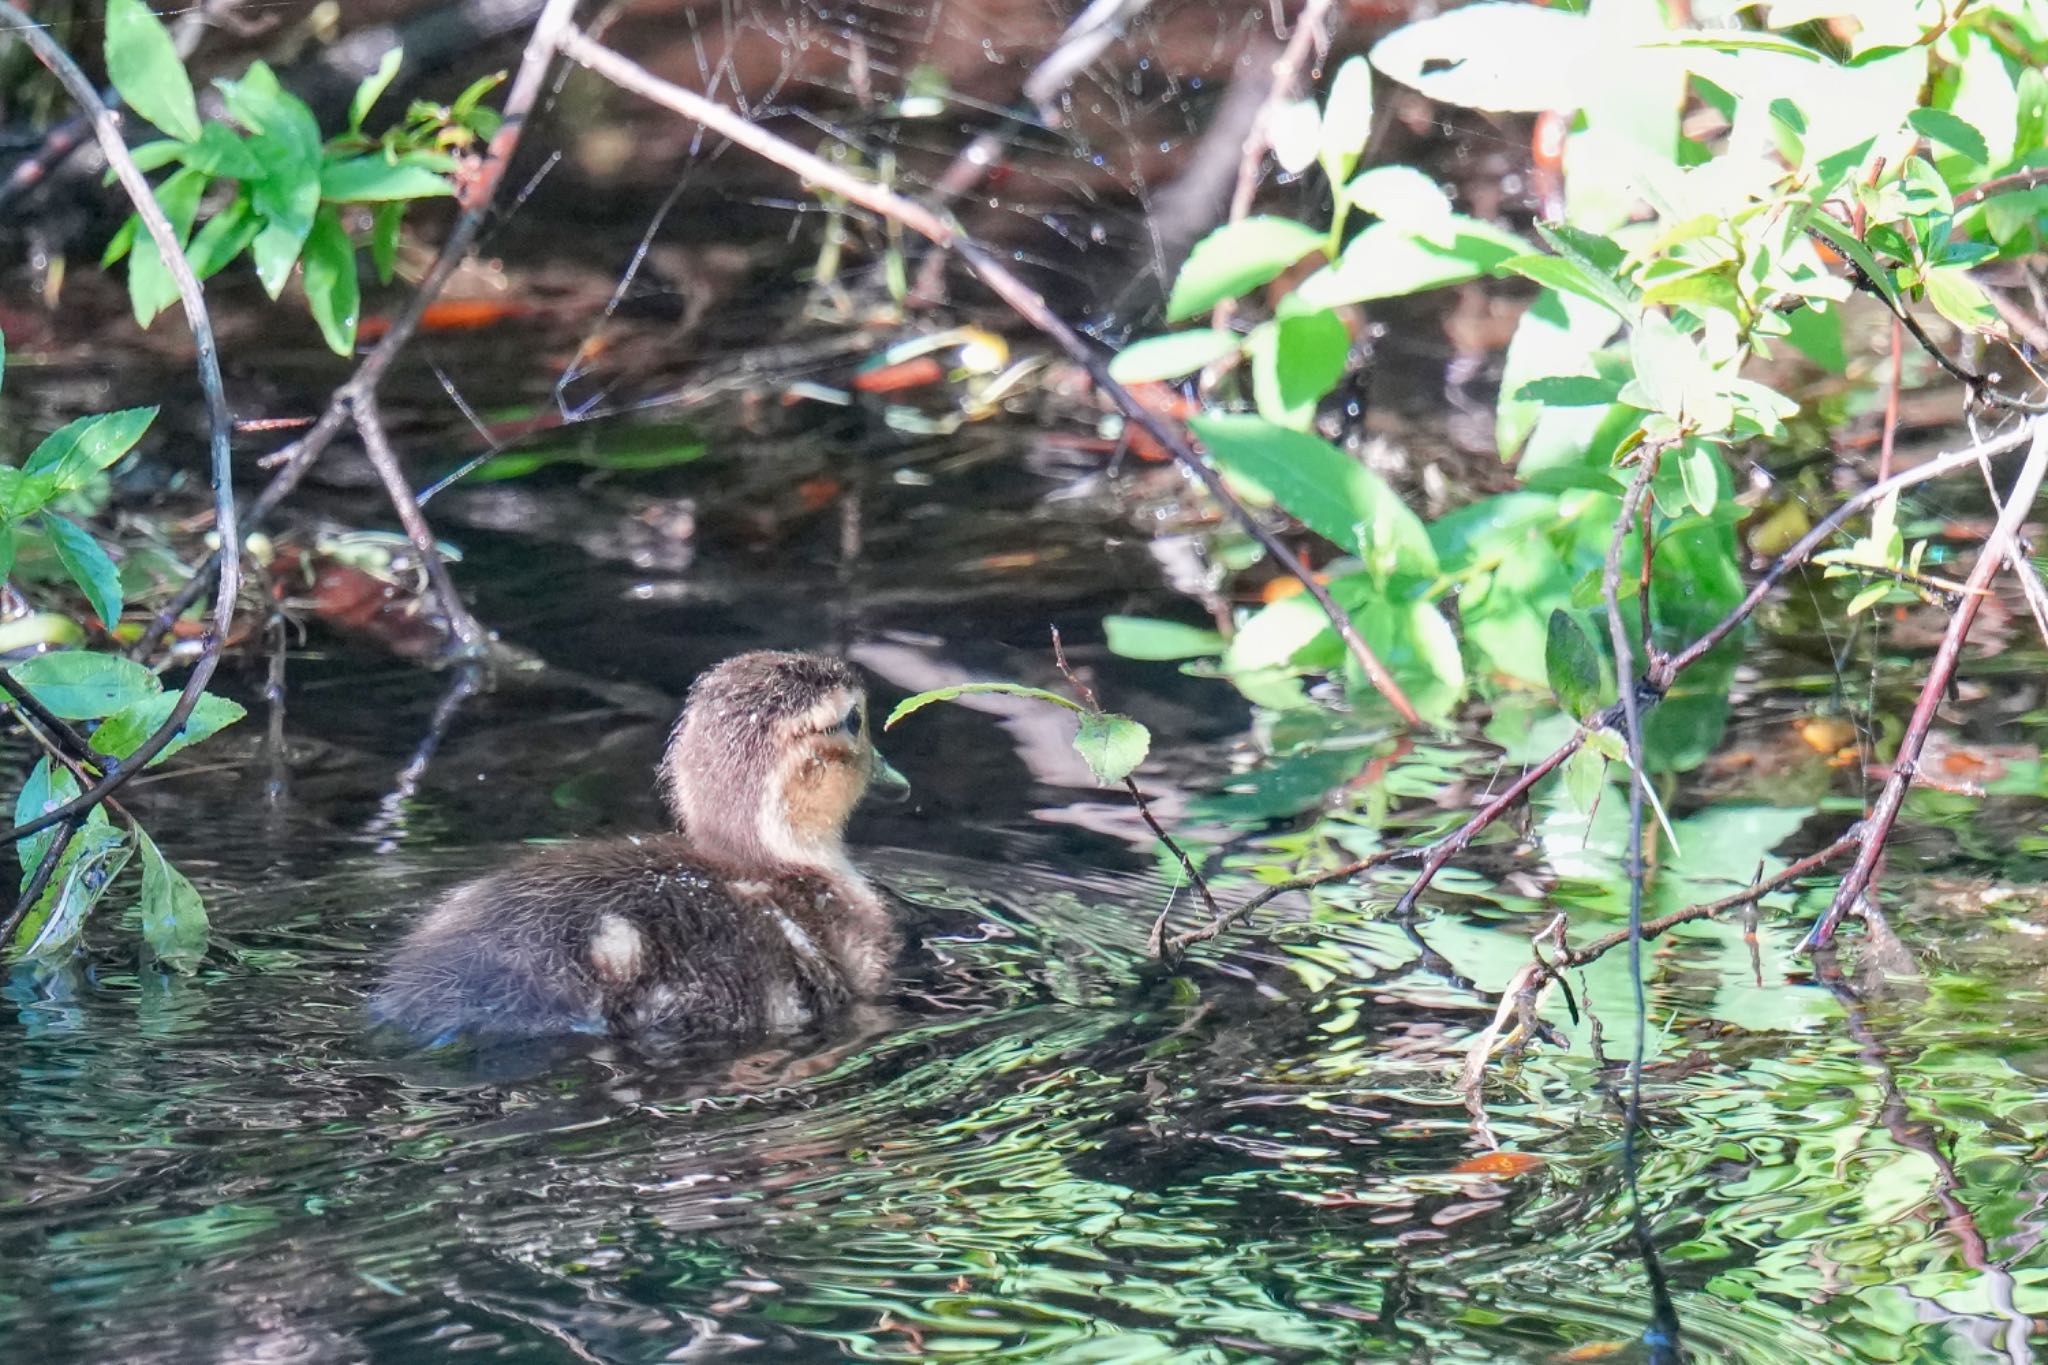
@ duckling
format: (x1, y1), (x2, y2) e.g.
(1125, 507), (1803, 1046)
(369, 651), (911, 1044)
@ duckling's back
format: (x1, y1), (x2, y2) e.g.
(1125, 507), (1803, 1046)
(369, 836), (886, 1045)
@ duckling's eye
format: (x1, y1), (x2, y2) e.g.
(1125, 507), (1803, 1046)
(838, 704), (863, 738)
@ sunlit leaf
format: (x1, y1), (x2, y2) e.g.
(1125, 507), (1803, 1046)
(1922, 266), (1998, 332)
(10, 651), (162, 720)
(1371, 3), (1592, 112)
(1318, 56), (1375, 183)
(1167, 217), (1327, 320)
(1190, 414), (1436, 580)
(1247, 309), (1349, 431)
(1345, 165), (1451, 233)
(1297, 217), (1525, 307)
(1908, 108), (1988, 165)
(1680, 441), (1719, 517)
(1072, 711), (1150, 785)
(1108, 330), (1242, 384)
(1561, 742), (1605, 812)
(1104, 615), (1225, 661)
(885, 683), (1082, 730)
(105, 0), (202, 142)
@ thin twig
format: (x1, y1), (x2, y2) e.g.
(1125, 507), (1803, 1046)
(0, 4), (240, 848)
(353, 395), (490, 653)
(1808, 418), (2048, 949)
(0, 668), (110, 770)
(1954, 166), (2048, 208)
(559, 28), (1421, 725)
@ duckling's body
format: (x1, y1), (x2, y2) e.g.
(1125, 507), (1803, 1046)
(370, 652), (907, 1044)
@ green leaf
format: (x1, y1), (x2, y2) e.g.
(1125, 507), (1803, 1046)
(1072, 711), (1151, 785)
(175, 123), (264, 179)
(126, 165), (205, 327)
(102, 213), (139, 269)
(1296, 217), (1525, 306)
(1923, 266), (1998, 332)
(1318, 55), (1375, 184)
(223, 65), (324, 299)
(1679, 441), (1719, 517)
(1107, 329), (1242, 384)
(9, 651), (162, 719)
(1247, 309), (1350, 431)
(1166, 217), (1327, 321)
(1345, 165), (1452, 232)
(1104, 615), (1225, 661)
(0, 467), (59, 520)
(1513, 375), (1622, 405)
(1561, 742), (1605, 813)
(350, 47), (406, 131)
(1545, 610), (1602, 719)
(1370, 3), (1592, 112)
(884, 682), (1082, 730)
(1623, 310), (1707, 423)
(41, 515), (125, 630)
(23, 407), (157, 492)
(0, 523), (15, 583)
(104, 0), (202, 142)
(1908, 108), (1988, 165)
(302, 206), (361, 356)
(371, 202), (404, 284)
(1189, 414), (1436, 580)
(320, 156), (452, 203)
(137, 827), (208, 973)
(186, 196), (261, 281)
(12, 817), (131, 963)
(91, 691), (247, 766)
(15, 757), (80, 892)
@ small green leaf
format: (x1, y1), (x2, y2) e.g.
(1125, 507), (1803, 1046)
(186, 196), (261, 281)
(126, 165), (206, 327)
(302, 206), (361, 356)
(320, 156), (452, 203)
(885, 682), (1082, 730)
(1846, 582), (1891, 615)
(1680, 442), (1719, 517)
(1166, 217), (1327, 321)
(1512, 375), (1621, 406)
(1908, 108), (1988, 165)
(1582, 726), (1627, 763)
(1247, 308), (1350, 431)
(1104, 615), (1225, 660)
(102, 214), (139, 268)
(350, 47), (406, 131)
(15, 756), (80, 892)
(1296, 217), (1525, 306)
(9, 651), (162, 719)
(1545, 609), (1602, 719)
(41, 515), (125, 631)
(0, 467), (60, 520)
(105, 0), (202, 142)
(23, 407), (157, 492)
(92, 692), (247, 766)
(175, 123), (264, 178)
(1107, 329), (1242, 383)
(1561, 743), (1604, 813)
(137, 827), (209, 973)
(1922, 266), (1998, 332)
(1344, 165), (1451, 232)
(1072, 711), (1151, 785)
(12, 818), (131, 963)
(371, 201), (404, 284)
(1318, 55), (1375, 184)
(0, 523), (15, 582)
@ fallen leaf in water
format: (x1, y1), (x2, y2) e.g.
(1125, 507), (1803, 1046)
(1796, 714), (1858, 755)
(1449, 1150), (1545, 1177)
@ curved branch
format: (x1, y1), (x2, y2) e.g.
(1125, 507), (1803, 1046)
(0, 5), (240, 847)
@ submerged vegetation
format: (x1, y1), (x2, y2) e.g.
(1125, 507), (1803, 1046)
(0, 0), (2045, 1359)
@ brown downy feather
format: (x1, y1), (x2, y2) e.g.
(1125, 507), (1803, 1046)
(371, 651), (900, 1044)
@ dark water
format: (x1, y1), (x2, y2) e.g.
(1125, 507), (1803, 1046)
(2, 283), (2046, 1364)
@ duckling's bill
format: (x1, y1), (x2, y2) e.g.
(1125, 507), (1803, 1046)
(870, 751), (911, 801)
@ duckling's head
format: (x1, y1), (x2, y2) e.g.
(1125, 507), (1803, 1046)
(662, 650), (908, 876)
